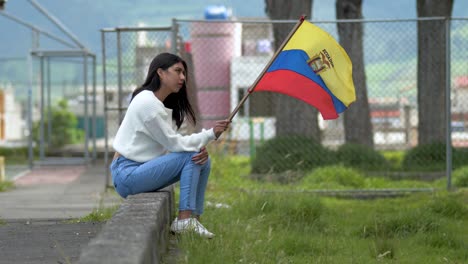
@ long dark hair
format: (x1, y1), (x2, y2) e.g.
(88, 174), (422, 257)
(131, 53), (196, 129)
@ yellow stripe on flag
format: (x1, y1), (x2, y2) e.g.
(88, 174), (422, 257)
(283, 21), (356, 106)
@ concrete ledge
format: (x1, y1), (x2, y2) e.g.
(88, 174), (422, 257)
(77, 186), (174, 264)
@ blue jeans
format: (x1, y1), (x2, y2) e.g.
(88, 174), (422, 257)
(110, 152), (211, 215)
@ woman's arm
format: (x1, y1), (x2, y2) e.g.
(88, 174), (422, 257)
(144, 112), (215, 152)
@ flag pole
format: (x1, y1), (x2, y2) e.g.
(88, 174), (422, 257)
(228, 15), (307, 121)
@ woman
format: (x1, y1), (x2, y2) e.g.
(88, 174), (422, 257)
(110, 53), (230, 238)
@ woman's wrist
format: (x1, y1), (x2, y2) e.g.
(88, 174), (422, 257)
(210, 128), (218, 140)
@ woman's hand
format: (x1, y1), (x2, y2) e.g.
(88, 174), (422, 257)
(192, 146), (209, 165)
(213, 119), (231, 139)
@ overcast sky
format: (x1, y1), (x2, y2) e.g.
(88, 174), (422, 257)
(1, 0), (467, 57)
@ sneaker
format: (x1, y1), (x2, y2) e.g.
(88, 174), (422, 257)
(170, 217), (215, 238)
(193, 219), (215, 238)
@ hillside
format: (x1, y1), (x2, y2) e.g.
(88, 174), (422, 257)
(3, 0), (467, 57)
(1, 0), (467, 101)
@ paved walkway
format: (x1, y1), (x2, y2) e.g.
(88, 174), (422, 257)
(1, 160), (121, 219)
(0, 219), (104, 264)
(0, 159), (122, 263)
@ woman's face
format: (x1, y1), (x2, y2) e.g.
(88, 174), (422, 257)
(159, 62), (186, 94)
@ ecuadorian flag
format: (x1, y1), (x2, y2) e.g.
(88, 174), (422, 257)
(255, 20), (356, 120)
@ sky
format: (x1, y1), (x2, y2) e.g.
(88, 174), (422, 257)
(0, 0), (467, 57)
(1, 0), (467, 99)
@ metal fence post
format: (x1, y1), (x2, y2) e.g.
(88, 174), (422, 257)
(46, 57), (51, 147)
(171, 18), (178, 54)
(249, 118), (255, 158)
(117, 29), (123, 124)
(83, 54), (89, 163)
(92, 55), (97, 162)
(445, 17), (453, 191)
(39, 55), (45, 160)
(102, 30), (111, 188)
(27, 52), (34, 169)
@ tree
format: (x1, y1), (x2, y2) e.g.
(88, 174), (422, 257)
(336, 0), (374, 148)
(265, 0), (320, 139)
(416, 0), (453, 145)
(33, 99), (84, 149)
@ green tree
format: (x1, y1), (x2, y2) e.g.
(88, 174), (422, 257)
(33, 99), (84, 149)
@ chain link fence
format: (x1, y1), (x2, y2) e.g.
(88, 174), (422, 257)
(101, 27), (174, 186)
(0, 11), (98, 177)
(102, 18), (468, 194)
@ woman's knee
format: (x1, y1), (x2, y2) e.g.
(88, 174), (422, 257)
(111, 170), (131, 198)
(174, 151), (198, 159)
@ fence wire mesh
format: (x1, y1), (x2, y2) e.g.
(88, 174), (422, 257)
(0, 14), (97, 174)
(102, 28), (173, 138)
(102, 18), (468, 194)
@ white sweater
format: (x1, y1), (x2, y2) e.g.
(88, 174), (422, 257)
(113, 90), (216, 162)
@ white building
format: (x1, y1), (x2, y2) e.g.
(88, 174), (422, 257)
(0, 85), (26, 143)
(229, 56), (276, 141)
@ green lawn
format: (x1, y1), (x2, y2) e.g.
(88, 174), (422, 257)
(173, 154), (468, 263)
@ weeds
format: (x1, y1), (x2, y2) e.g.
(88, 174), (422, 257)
(68, 205), (119, 223)
(425, 192), (468, 219)
(0, 180), (14, 192)
(453, 166), (468, 187)
(361, 210), (440, 239)
(423, 232), (464, 250)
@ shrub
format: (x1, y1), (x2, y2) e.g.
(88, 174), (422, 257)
(336, 143), (389, 170)
(0, 147), (28, 156)
(402, 142), (468, 171)
(402, 142), (446, 171)
(33, 99), (84, 149)
(301, 165), (365, 189)
(453, 148), (468, 170)
(453, 166), (468, 188)
(251, 136), (335, 174)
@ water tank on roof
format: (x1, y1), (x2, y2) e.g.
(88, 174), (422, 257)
(204, 5), (229, 20)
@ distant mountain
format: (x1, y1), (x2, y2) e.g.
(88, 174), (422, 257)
(2, 0), (467, 57)
(0, 0), (266, 56)
(1, 0), (467, 101)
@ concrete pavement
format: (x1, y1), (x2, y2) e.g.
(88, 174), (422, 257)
(0, 159), (122, 263)
(0, 219), (104, 264)
(0, 160), (121, 219)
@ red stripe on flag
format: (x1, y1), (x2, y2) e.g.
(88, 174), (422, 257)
(255, 70), (339, 119)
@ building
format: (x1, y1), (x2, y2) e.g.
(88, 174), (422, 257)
(453, 76), (468, 119)
(227, 19), (277, 141)
(0, 85), (27, 144)
(452, 75), (468, 146)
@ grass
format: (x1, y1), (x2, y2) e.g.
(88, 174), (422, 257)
(68, 190), (121, 223)
(172, 151), (468, 263)
(0, 180), (14, 192)
(382, 150), (405, 170)
(176, 190), (468, 263)
(69, 205), (120, 223)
